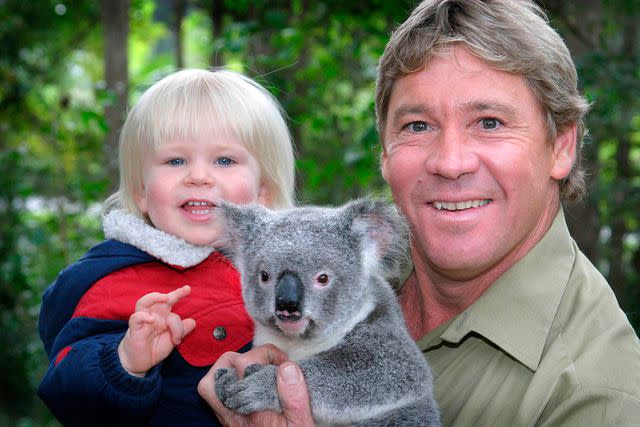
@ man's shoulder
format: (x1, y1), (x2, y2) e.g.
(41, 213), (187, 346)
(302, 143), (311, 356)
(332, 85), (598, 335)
(546, 244), (640, 395)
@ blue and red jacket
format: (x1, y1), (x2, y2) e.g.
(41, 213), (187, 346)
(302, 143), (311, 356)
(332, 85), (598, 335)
(38, 210), (254, 426)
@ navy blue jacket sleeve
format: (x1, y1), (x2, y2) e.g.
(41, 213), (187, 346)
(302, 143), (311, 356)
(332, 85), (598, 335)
(38, 318), (163, 427)
(39, 240), (153, 357)
(37, 241), (158, 426)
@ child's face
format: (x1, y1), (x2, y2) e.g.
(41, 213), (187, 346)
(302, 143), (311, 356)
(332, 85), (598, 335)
(135, 131), (268, 246)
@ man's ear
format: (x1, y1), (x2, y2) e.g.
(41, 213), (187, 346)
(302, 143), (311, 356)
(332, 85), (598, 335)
(380, 147), (390, 183)
(550, 123), (578, 180)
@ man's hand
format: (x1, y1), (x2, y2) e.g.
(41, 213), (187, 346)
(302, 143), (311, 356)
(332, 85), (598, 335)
(198, 344), (315, 427)
(118, 285), (196, 377)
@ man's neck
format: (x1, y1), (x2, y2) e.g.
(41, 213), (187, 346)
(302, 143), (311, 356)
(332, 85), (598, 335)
(400, 268), (496, 339)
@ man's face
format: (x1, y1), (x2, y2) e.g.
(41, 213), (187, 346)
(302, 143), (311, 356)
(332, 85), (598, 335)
(381, 46), (576, 281)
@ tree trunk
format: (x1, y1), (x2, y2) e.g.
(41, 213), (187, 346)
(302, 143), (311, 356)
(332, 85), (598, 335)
(608, 16), (637, 299)
(101, 0), (130, 192)
(210, 0), (225, 67)
(174, 0), (185, 68)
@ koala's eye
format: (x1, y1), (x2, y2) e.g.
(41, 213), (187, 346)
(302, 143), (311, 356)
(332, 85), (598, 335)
(260, 271), (270, 282)
(317, 273), (329, 285)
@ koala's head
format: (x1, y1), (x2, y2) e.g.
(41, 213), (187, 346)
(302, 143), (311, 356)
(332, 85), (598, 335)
(216, 199), (410, 341)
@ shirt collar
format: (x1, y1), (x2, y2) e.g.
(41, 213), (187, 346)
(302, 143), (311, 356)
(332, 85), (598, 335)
(426, 209), (576, 371)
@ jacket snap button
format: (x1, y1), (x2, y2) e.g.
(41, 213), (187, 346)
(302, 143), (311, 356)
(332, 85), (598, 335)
(213, 326), (227, 341)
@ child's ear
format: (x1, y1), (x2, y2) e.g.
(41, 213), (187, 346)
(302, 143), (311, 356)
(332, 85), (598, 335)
(550, 123), (578, 180)
(134, 184), (148, 214)
(257, 182), (271, 207)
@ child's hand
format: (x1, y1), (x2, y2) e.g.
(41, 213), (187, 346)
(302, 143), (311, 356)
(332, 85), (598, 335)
(118, 285), (196, 377)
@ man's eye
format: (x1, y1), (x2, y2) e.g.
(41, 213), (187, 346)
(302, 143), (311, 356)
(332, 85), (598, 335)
(480, 118), (501, 130)
(404, 121), (429, 132)
(167, 158), (186, 166)
(216, 157), (235, 166)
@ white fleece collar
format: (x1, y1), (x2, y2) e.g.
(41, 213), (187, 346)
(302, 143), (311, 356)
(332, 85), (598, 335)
(102, 210), (215, 268)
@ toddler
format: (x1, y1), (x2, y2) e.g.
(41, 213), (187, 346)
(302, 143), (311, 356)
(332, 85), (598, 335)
(38, 68), (295, 426)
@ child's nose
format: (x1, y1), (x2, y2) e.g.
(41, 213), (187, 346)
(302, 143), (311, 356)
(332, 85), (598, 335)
(186, 163), (214, 185)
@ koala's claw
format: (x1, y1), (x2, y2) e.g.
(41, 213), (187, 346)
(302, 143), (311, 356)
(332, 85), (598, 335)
(243, 363), (265, 377)
(214, 367), (239, 404)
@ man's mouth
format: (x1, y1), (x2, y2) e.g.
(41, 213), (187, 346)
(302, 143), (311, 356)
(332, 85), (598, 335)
(182, 200), (215, 214)
(432, 199), (492, 211)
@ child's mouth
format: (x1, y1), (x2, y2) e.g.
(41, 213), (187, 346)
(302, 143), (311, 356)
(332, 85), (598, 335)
(182, 200), (215, 215)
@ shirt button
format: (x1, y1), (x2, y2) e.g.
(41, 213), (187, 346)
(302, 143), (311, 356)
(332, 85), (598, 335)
(213, 326), (227, 341)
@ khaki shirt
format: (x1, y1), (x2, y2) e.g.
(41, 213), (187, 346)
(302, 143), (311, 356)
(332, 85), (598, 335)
(416, 210), (640, 426)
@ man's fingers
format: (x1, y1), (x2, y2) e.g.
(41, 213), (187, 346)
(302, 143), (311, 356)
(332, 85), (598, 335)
(197, 364), (245, 426)
(276, 362), (315, 427)
(230, 344), (289, 378)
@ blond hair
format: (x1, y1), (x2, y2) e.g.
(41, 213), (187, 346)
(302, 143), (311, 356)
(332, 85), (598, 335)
(376, 0), (590, 201)
(104, 68), (295, 216)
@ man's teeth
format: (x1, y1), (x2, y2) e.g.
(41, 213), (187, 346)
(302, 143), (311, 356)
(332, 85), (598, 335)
(186, 201), (213, 207)
(433, 200), (491, 211)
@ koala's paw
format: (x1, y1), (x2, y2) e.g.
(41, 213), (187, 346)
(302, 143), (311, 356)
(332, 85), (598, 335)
(214, 364), (280, 415)
(214, 367), (239, 404)
(243, 363), (266, 377)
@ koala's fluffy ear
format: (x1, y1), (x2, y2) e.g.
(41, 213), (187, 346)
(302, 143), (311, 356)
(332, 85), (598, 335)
(340, 199), (412, 287)
(214, 201), (270, 261)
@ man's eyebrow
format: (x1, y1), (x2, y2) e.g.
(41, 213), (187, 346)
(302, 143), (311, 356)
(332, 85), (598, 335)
(463, 100), (518, 118)
(390, 104), (432, 123)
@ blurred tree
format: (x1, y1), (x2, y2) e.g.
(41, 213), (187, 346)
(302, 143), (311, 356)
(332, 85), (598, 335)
(101, 0), (131, 188)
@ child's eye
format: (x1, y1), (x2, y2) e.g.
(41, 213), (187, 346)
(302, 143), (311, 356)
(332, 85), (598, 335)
(216, 157), (236, 166)
(479, 118), (502, 130)
(167, 158), (186, 166)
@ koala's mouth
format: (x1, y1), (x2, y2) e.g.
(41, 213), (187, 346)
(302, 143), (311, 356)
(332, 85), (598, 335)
(273, 314), (310, 336)
(276, 308), (302, 322)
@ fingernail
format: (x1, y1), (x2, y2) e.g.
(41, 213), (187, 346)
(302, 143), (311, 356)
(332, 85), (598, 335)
(281, 364), (300, 385)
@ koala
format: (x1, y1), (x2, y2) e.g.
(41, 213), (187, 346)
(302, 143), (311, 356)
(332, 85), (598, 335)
(214, 199), (440, 426)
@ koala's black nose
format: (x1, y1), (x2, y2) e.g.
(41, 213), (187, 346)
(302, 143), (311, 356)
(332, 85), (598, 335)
(275, 271), (304, 321)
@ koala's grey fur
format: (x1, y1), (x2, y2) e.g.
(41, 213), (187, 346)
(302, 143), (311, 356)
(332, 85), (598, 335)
(214, 199), (440, 426)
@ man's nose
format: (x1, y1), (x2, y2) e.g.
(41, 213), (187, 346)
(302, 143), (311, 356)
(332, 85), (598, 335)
(424, 128), (479, 179)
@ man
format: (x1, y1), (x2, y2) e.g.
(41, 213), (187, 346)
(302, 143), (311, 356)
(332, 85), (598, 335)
(199, 0), (640, 425)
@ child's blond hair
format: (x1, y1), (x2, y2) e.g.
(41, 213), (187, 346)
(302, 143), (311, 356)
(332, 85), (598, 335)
(104, 68), (295, 216)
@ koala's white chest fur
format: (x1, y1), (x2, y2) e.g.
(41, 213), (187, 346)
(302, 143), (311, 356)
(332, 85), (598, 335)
(253, 296), (376, 361)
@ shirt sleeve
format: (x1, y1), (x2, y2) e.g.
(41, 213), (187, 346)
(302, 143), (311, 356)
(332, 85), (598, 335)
(37, 320), (162, 426)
